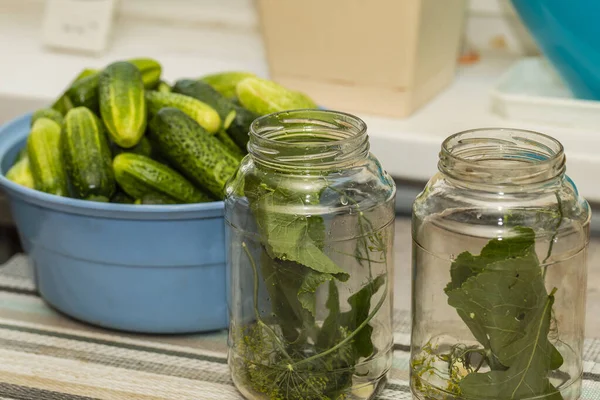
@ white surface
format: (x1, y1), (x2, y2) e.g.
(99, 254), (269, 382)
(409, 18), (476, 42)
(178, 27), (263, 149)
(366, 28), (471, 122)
(492, 57), (600, 130)
(42, 0), (117, 54)
(0, 4), (599, 202)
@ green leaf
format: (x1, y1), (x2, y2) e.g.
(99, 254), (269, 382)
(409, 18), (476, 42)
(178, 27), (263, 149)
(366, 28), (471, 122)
(459, 290), (564, 400)
(298, 271), (333, 316)
(317, 275), (386, 360)
(341, 275), (386, 358)
(245, 175), (348, 280)
(445, 227), (536, 292)
(446, 251), (546, 368)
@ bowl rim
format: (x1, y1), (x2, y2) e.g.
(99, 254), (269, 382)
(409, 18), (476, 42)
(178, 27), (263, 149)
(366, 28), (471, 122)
(0, 113), (225, 220)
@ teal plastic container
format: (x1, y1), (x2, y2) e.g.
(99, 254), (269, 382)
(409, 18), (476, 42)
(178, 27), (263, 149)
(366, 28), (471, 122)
(512, 0), (600, 100)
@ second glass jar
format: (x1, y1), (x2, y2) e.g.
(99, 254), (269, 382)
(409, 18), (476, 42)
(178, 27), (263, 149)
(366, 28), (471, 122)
(411, 128), (590, 400)
(225, 110), (396, 400)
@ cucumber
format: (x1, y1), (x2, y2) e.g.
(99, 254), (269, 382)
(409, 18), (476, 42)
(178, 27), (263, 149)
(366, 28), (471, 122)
(200, 71), (256, 99)
(111, 190), (135, 204)
(99, 61), (147, 148)
(215, 129), (245, 158)
(27, 118), (69, 196)
(129, 58), (162, 89)
(6, 156), (35, 189)
(157, 81), (172, 93)
(173, 79), (236, 128)
(67, 73), (101, 113)
(135, 193), (177, 205)
(31, 108), (64, 127)
(113, 153), (211, 204)
(52, 68), (98, 115)
(226, 104), (259, 149)
(14, 147), (29, 164)
(110, 136), (153, 159)
(63, 107), (116, 200)
(53, 59), (158, 116)
(147, 107), (240, 199)
(236, 77), (317, 115)
(145, 91), (221, 135)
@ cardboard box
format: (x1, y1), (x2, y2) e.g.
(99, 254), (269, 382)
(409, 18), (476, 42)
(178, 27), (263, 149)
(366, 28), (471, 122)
(257, 0), (467, 118)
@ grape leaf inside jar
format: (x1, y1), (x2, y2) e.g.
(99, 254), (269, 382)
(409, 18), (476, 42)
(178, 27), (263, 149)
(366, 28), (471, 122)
(444, 227), (564, 400)
(234, 173), (389, 400)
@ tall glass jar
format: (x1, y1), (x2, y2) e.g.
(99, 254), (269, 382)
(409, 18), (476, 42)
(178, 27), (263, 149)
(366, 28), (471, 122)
(411, 129), (591, 400)
(225, 110), (396, 400)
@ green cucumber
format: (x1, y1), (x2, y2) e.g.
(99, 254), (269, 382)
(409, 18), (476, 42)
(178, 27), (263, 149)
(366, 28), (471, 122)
(52, 68), (98, 115)
(53, 59), (159, 116)
(113, 153), (211, 204)
(148, 107), (240, 199)
(111, 190), (135, 204)
(99, 61), (147, 148)
(236, 77), (317, 115)
(31, 108), (64, 127)
(6, 156), (35, 189)
(129, 58), (162, 89)
(200, 71), (256, 99)
(134, 193), (177, 205)
(27, 118), (69, 196)
(215, 129), (245, 158)
(66, 73), (101, 113)
(145, 91), (221, 135)
(63, 107), (116, 200)
(173, 79), (236, 128)
(226, 104), (259, 149)
(110, 136), (153, 159)
(14, 147), (29, 164)
(157, 81), (172, 93)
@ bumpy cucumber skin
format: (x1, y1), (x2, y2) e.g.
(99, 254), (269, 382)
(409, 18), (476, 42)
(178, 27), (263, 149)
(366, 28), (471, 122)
(145, 91), (221, 135)
(236, 77), (317, 115)
(6, 156), (35, 189)
(173, 79), (235, 126)
(27, 118), (69, 196)
(129, 58), (162, 89)
(110, 190), (135, 204)
(226, 104), (259, 150)
(63, 107), (116, 200)
(99, 61), (147, 148)
(215, 129), (245, 158)
(113, 153), (211, 204)
(110, 136), (153, 159)
(52, 68), (98, 115)
(200, 71), (256, 99)
(31, 108), (64, 128)
(147, 108), (239, 199)
(67, 74), (101, 113)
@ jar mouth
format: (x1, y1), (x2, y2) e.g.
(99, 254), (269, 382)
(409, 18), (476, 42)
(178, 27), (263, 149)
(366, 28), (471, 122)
(248, 109), (369, 169)
(439, 128), (566, 186)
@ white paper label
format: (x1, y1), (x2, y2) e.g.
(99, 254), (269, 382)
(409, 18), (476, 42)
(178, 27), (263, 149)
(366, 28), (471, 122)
(42, 0), (117, 53)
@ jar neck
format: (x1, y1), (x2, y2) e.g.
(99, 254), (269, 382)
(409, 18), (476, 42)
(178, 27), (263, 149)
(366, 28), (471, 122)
(438, 128), (566, 190)
(248, 109), (370, 171)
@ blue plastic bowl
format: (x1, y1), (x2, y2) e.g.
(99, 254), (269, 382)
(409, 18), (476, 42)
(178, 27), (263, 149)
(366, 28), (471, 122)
(511, 0), (600, 100)
(0, 114), (229, 334)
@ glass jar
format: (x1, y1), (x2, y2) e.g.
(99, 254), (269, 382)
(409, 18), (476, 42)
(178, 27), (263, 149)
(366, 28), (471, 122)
(225, 110), (396, 400)
(410, 129), (591, 400)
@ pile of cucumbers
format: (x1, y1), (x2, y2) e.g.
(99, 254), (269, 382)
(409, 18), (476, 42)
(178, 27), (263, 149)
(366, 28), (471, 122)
(5, 58), (317, 204)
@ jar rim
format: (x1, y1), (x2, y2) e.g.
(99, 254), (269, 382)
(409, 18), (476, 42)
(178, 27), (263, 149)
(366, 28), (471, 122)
(248, 109), (370, 169)
(250, 109), (367, 146)
(439, 127), (566, 186)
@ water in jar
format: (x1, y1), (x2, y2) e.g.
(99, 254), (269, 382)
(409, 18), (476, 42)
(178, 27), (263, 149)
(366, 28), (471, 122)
(411, 208), (588, 400)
